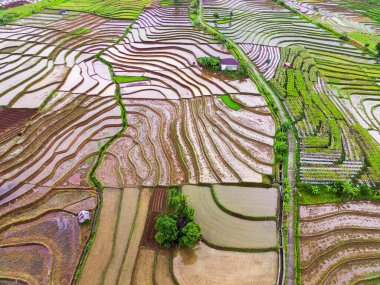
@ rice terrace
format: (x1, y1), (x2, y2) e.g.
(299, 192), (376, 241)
(2, 0), (380, 284)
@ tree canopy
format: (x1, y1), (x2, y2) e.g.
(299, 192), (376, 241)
(155, 187), (201, 248)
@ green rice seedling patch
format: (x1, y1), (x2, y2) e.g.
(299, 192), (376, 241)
(220, 94), (241, 111)
(114, 75), (150, 84)
(72, 28), (92, 35)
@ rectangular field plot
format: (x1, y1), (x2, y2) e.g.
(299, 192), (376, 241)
(183, 185), (278, 249)
(299, 201), (380, 285)
(173, 242), (278, 285)
(212, 185), (278, 217)
(104, 97), (274, 186)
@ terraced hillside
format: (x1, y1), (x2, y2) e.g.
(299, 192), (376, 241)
(0, 2), (140, 283)
(73, 1), (280, 284)
(204, 0), (380, 184)
(300, 201), (380, 285)
(101, 1), (275, 185)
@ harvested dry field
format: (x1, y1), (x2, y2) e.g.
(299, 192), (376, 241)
(173, 242), (278, 285)
(300, 201), (380, 285)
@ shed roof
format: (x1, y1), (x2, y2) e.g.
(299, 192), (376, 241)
(220, 58), (239, 66)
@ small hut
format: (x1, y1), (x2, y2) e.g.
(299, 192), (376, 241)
(284, 62), (292, 68)
(59, 10), (68, 15)
(78, 210), (91, 224)
(221, 58), (239, 71)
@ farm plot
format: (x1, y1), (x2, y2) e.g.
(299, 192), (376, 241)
(0, 107), (37, 144)
(173, 242), (278, 285)
(299, 201), (380, 285)
(54, 0), (150, 20)
(205, 0), (380, 183)
(106, 97), (274, 186)
(0, 94), (122, 196)
(0, 186), (97, 285)
(0, 11), (131, 107)
(212, 185), (278, 217)
(182, 185), (277, 249)
(79, 188), (151, 285)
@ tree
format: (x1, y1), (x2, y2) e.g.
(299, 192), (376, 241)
(376, 42), (380, 62)
(155, 215), (178, 248)
(183, 204), (195, 223)
(280, 121), (291, 132)
(274, 140), (288, 155)
(275, 131), (287, 142)
(213, 12), (219, 19)
(179, 222), (201, 248)
(168, 187), (186, 212)
(155, 188), (201, 249)
(229, 11), (233, 19)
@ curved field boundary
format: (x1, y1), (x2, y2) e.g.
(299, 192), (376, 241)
(71, 19), (135, 283)
(183, 185), (278, 249)
(210, 185), (277, 221)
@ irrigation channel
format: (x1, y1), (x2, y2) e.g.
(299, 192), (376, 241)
(197, 0), (297, 284)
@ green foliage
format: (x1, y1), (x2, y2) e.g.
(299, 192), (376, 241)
(115, 75), (150, 84)
(311, 185), (319, 195)
(0, 0), (66, 24)
(155, 188), (201, 248)
(274, 140), (288, 162)
(342, 180), (360, 199)
(275, 131), (287, 142)
(183, 204), (195, 223)
(282, 177), (292, 214)
(179, 222), (201, 247)
(154, 215), (179, 248)
(197, 56), (221, 72)
(220, 94), (241, 111)
(72, 28), (92, 35)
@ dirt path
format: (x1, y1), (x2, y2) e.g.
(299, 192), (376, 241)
(197, 1), (296, 283)
(286, 131), (295, 285)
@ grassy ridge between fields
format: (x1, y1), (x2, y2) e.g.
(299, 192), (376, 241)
(72, 20), (137, 283)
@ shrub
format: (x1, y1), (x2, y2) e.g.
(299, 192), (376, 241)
(155, 188), (201, 248)
(179, 222), (201, 247)
(155, 215), (179, 248)
(197, 56), (221, 72)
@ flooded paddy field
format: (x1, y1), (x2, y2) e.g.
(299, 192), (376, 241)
(300, 201), (380, 285)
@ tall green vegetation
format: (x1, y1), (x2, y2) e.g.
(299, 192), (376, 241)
(155, 188), (201, 248)
(274, 122), (290, 162)
(197, 56), (221, 72)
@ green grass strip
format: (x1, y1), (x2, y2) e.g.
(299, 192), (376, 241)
(220, 94), (241, 111)
(115, 75), (150, 84)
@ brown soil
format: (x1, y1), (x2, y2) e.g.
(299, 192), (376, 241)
(150, 187), (167, 212)
(141, 187), (168, 249)
(141, 212), (160, 248)
(0, 108), (38, 143)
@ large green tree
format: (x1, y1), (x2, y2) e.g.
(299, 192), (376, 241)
(154, 215), (178, 248)
(155, 187), (201, 248)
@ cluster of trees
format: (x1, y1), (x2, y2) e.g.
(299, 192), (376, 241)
(274, 121), (291, 162)
(308, 180), (374, 199)
(197, 56), (248, 78)
(197, 56), (221, 72)
(155, 188), (201, 248)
